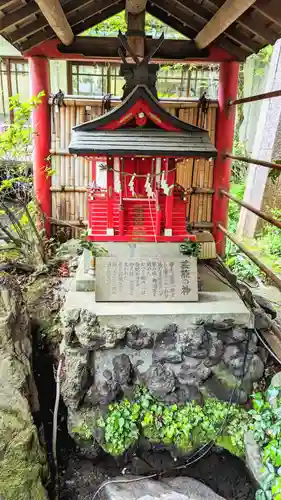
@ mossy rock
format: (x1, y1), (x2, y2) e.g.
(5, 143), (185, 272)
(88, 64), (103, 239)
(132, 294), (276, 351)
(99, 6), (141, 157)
(25, 276), (63, 350)
(0, 383), (48, 500)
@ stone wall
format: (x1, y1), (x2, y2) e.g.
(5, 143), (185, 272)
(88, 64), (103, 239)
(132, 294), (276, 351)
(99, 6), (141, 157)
(61, 307), (264, 454)
(0, 274), (48, 500)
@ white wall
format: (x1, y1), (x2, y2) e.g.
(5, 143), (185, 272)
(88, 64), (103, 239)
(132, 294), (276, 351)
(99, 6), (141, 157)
(0, 36), (21, 57)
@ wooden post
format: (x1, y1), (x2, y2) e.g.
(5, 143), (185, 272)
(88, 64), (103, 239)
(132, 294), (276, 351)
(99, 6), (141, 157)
(127, 10), (145, 59)
(107, 156), (114, 235)
(126, 0), (147, 59)
(29, 56), (51, 235)
(164, 158), (175, 237)
(212, 61), (239, 255)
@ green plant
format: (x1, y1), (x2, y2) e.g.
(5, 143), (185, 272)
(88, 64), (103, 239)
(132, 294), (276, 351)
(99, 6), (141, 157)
(225, 253), (262, 282)
(94, 387), (251, 457)
(260, 210), (281, 258)
(97, 399), (140, 456)
(72, 422), (93, 441)
(231, 136), (248, 184)
(0, 92), (51, 267)
(180, 239), (201, 257)
(79, 230), (108, 257)
(250, 387), (281, 499)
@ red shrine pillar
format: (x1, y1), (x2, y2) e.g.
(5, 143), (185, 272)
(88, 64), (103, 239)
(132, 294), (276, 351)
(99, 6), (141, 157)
(107, 156), (114, 235)
(213, 61), (239, 255)
(164, 158), (175, 237)
(29, 56), (51, 236)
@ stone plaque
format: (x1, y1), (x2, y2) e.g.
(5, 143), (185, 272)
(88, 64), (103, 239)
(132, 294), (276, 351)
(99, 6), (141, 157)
(95, 257), (198, 302)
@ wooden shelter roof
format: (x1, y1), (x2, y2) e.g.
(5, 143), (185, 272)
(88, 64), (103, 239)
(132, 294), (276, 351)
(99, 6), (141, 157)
(0, 0), (280, 60)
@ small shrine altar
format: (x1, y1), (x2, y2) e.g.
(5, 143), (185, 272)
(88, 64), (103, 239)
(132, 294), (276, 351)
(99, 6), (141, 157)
(69, 60), (217, 243)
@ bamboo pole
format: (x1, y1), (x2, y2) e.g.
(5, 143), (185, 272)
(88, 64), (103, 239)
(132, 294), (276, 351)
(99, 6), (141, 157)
(225, 152), (281, 170)
(221, 189), (281, 230)
(50, 186), (87, 192)
(229, 89), (281, 106)
(218, 224), (281, 292)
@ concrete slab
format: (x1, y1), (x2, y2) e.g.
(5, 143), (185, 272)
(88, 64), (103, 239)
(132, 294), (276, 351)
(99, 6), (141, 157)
(75, 251), (95, 292)
(66, 259), (253, 329)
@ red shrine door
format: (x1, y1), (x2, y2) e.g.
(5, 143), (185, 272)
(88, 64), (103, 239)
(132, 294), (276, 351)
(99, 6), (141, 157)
(122, 157), (154, 198)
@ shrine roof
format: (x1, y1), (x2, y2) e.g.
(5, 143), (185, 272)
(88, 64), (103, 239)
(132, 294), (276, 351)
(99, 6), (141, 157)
(69, 85), (217, 158)
(69, 128), (217, 158)
(72, 84), (210, 134)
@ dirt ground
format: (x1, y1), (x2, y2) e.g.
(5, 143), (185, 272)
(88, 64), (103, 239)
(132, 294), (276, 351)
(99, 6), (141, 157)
(60, 448), (255, 500)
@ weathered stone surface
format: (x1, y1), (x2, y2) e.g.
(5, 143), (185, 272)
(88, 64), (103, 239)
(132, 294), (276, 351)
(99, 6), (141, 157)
(145, 363), (176, 398)
(0, 275), (47, 500)
(0, 384), (48, 500)
(91, 367), (120, 406)
(113, 354), (132, 386)
(203, 362), (248, 404)
(100, 475), (225, 499)
(244, 431), (267, 487)
(56, 238), (82, 260)
(63, 308), (126, 349)
(126, 325), (154, 350)
(177, 358), (211, 385)
(201, 374), (247, 404)
(181, 326), (209, 358)
(253, 294), (277, 319)
(153, 324), (182, 363)
(61, 346), (92, 409)
(243, 354), (264, 382)
(175, 384), (202, 404)
(218, 325), (247, 345)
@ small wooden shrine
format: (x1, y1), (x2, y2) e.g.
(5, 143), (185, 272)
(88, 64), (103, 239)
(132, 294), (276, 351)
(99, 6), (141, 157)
(69, 60), (217, 242)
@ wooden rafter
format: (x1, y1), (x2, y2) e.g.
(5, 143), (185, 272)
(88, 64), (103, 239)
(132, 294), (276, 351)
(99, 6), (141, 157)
(9, 0), (95, 44)
(151, 0), (259, 52)
(21, 0), (124, 51)
(203, 0), (276, 43)
(0, 0), (17, 8)
(34, 0), (74, 45)
(253, 0), (281, 27)
(146, 1), (248, 59)
(194, 0), (257, 49)
(0, 3), (40, 33)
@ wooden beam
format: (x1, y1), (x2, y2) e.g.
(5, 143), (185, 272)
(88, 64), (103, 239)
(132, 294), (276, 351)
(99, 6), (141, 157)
(152, 0), (258, 53)
(146, 2), (248, 60)
(253, 0), (281, 28)
(126, 0), (147, 14)
(20, 0), (123, 51)
(194, 0), (257, 49)
(9, 0), (94, 44)
(204, 0), (278, 43)
(34, 0), (74, 45)
(0, 0), (17, 8)
(57, 36), (210, 59)
(0, 3), (40, 33)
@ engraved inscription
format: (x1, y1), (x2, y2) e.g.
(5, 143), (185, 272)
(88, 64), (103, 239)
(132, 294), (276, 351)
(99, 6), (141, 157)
(95, 257), (198, 302)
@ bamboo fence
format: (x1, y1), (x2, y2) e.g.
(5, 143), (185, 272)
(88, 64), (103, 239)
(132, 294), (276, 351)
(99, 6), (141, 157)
(49, 96), (218, 236)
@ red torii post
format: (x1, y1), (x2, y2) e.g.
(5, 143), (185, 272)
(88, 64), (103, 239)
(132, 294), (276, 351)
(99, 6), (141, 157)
(212, 60), (239, 256)
(29, 56), (51, 236)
